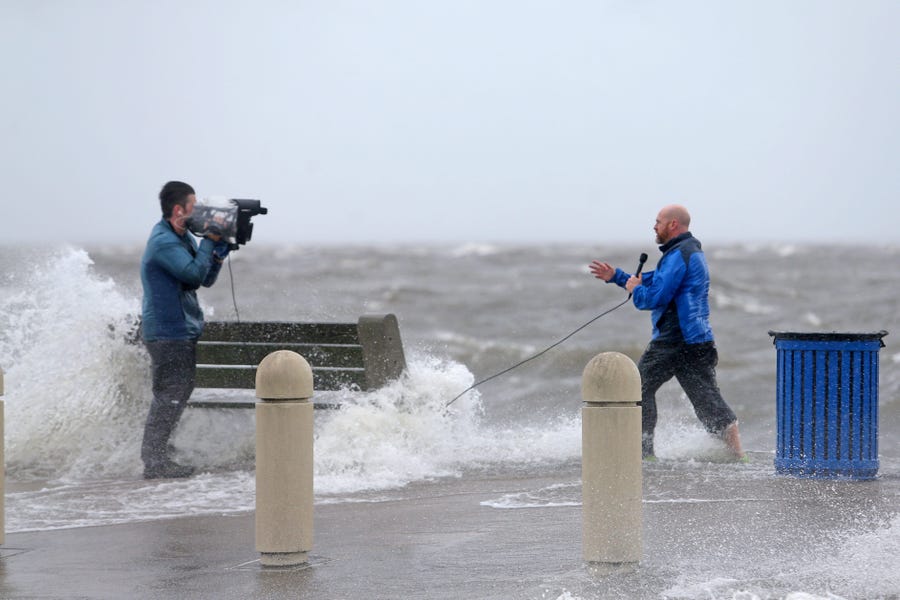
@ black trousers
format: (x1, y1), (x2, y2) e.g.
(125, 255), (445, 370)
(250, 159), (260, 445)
(141, 339), (197, 468)
(638, 340), (737, 455)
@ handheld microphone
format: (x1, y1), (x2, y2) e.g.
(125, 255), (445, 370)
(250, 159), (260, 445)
(635, 252), (648, 276)
(628, 253), (649, 299)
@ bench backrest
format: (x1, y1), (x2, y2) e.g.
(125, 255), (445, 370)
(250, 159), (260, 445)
(195, 313), (406, 393)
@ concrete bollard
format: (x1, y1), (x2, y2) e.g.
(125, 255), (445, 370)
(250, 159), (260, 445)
(581, 352), (642, 566)
(255, 351), (314, 567)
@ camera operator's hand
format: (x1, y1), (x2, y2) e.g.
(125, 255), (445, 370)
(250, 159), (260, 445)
(212, 241), (231, 262)
(205, 223), (223, 242)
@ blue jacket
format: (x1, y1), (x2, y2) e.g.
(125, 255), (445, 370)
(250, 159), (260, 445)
(609, 232), (714, 344)
(140, 219), (223, 341)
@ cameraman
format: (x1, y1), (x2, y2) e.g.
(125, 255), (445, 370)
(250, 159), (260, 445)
(139, 180), (230, 479)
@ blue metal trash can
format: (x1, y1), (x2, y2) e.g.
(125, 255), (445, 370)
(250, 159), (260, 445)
(768, 331), (887, 479)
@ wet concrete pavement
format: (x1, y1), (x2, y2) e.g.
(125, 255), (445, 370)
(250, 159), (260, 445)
(2, 454), (899, 599)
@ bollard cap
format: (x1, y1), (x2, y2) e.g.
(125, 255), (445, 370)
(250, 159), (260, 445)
(255, 350), (314, 400)
(582, 352), (640, 405)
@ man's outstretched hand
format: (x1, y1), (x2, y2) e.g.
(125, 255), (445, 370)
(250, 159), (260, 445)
(589, 261), (615, 282)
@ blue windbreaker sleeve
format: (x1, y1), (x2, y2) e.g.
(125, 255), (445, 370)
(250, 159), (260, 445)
(631, 255), (685, 310)
(154, 237), (216, 288)
(609, 268), (654, 289)
(608, 268), (631, 288)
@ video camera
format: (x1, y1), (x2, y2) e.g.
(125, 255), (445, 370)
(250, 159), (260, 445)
(186, 198), (268, 251)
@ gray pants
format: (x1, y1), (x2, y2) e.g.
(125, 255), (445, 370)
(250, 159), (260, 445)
(141, 339), (197, 468)
(638, 340), (737, 456)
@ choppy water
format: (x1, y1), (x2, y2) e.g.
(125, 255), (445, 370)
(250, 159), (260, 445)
(1, 242), (898, 599)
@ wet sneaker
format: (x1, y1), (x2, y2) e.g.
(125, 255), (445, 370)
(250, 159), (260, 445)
(143, 460), (195, 480)
(643, 454), (657, 462)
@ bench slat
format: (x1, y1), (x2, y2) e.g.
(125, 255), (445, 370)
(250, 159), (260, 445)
(197, 343), (364, 369)
(189, 315), (406, 409)
(201, 321), (359, 345)
(196, 366), (366, 391)
(187, 397), (341, 410)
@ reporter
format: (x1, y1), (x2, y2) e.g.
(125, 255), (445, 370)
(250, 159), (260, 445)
(590, 205), (745, 460)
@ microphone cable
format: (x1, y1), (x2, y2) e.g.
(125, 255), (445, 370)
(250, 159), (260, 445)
(444, 253), (648, 408)
(226, 255), (240, 323)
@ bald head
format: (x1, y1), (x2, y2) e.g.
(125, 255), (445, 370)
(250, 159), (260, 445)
(660, 204), (691, 229)
(654, 204), (691, 244)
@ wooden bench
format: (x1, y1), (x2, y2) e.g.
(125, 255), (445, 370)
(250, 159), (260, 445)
(188, 313), (407, 409)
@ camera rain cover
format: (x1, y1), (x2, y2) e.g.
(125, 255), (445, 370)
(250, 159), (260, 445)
(186, 197), (239, 242)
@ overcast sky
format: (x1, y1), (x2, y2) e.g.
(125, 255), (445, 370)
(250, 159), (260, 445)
(2, 1), (897, 246)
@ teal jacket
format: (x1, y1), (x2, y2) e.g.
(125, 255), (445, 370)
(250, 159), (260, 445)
(140, 219), (223, 341)
(608, 232), (714, 344)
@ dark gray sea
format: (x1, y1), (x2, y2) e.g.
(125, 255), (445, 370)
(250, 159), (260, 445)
(1, 241), (898, 598)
